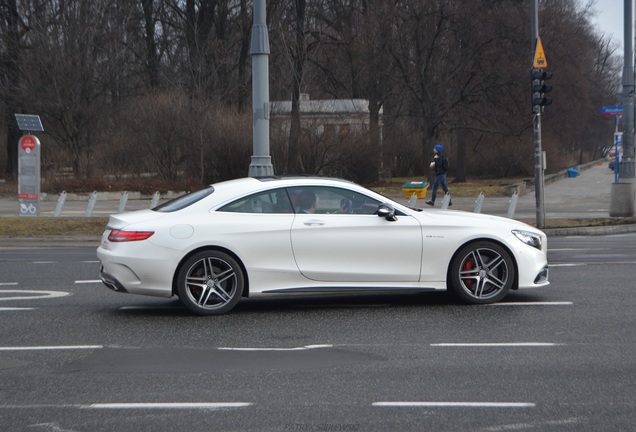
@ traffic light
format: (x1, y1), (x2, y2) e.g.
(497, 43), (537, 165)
(531, 68), (553, 113)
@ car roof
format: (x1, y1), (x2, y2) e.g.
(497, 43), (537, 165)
(206, 176), (387, 206)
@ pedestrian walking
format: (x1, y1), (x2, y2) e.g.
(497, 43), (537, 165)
(426, 144), (451, 207)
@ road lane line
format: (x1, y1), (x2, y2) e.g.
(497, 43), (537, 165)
(74, 280), (102, 284)
(0, 282), (18, 286)
(218, 344), (333, 351)
(490, 302), (573, 306)
(430, 343), (560, 347)
(0, 290), (70, 301)
(551, 262), (636, 266)
(0, 402), (252, 410)
(34, 261), (57, 264)
(373, 402), (535, 408)
(120, 305), (184, 311)
(0, 307), (35, 311)
(0, 345), (103, 351)
(86, 402), (252, 409)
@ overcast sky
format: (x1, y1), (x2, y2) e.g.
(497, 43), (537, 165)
(591, 0), (628, 49)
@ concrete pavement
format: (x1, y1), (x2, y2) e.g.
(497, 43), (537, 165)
(0, 160), (635, 240)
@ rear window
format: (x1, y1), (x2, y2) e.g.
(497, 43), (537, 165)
(152, 187), (214, 212)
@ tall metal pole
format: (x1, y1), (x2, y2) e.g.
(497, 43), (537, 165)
(531, 0), (545, 228)
(248, 0), (274, 177)
(610, 0), (635, 216)
(620, 0), (635, 177)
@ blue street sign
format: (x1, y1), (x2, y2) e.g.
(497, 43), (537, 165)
(601, 106), (623, 116)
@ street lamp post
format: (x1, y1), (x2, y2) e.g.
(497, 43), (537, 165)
(248, 0), (274, 177)
(609, 0), (635, 217)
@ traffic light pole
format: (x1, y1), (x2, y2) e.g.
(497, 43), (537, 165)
(532, 113), (545, 228)
(609, 0), (635, 217)
(531, 1), (545, 229)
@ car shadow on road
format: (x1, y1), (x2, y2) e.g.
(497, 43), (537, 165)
(108, 290), (552, 317)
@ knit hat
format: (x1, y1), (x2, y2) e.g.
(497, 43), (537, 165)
(434, 144), (443, 153)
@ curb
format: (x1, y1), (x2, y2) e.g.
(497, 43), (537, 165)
(542, 222), (636, 237)
(1, 222), (636, 248)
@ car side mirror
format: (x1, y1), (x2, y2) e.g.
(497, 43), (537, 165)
(377, 203), (398, 221)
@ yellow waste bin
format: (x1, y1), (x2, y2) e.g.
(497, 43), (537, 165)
(402, 181), (429, 199)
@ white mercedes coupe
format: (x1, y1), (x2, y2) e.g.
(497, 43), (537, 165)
(97, 177), (549, 315)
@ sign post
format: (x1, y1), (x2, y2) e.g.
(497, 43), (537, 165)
(531, 1), (546, 229)
(17, 134), (41, 217)
(14, 114), (44, 218)
(614, 132), (623, 183)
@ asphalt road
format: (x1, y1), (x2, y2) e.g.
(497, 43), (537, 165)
(1, 235), (636, 431)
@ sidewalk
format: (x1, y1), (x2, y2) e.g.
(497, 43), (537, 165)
(0, 161), (634, 239)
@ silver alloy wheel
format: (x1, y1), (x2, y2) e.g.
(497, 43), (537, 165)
(450, 242), (514, 304)
(177, 250), (244, 315)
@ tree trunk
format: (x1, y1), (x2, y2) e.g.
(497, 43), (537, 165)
(237, 0), (250, 111)
(141, 0), (159, 89)
(286, 0), (306, 174)
(3, 0), (21, 178)
(455, 128), (467, 182)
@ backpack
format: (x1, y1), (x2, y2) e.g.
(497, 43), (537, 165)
(441, 155), (449, 172)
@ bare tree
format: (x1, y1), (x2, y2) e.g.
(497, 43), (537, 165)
(0, 0), (26, 178)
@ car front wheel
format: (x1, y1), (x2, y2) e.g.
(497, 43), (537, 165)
(448, 241), (515, 304)
(177, 250), (244, 315)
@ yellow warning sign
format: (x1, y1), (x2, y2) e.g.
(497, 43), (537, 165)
(533, 37), (548, 68)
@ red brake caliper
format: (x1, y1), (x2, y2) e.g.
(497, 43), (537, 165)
(463, 257), (474, 288)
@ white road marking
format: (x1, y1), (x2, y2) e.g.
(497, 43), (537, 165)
(373, 402), (535, 408)
(0, 290), (70, 301)
(218, 344), (333, 351)
(0, 282), (18, 286)
(86, 402), (252, 409)
(33, 261), (57, 264)
(0, 402), (252, 410)
(551, 262), (636, 266)
(490, 302), (573, 306)
(0, 345), (103, 351)
(74, 280), (102, 284)
(549, 248), (605, 251)
(120, 305), (180, 310)
(82, 261), (99, 264)
(0, 307), (34, 311)
(430, 343), (559, 347)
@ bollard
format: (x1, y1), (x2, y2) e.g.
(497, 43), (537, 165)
(150, 191), (161, 209)
(117, 191), (129, 214)
(440, 193), (451, 209)
(407, 193), (418, 208)
(474, 192), (484, 213)
(507, 192), (518, 219)
(85, 191), (97, 217)
(53, 191), (67, 217)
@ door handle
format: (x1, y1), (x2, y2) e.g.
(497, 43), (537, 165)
(303, 219), (325, 226)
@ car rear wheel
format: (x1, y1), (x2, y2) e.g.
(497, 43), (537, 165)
(177, 250), (244, 315)
(448, 241), (514, 304)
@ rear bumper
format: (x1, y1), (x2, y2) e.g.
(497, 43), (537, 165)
(99, 265), (129, 293)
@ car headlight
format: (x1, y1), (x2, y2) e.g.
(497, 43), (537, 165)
(512, 229), (543, 250)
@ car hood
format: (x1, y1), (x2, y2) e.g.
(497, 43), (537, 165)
(414, 208), (541, 233)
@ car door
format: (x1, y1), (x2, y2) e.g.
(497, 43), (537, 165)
(289, 187), (422, 282)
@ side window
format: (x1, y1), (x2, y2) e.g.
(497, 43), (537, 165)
(217, 188), (294, 214)
(287, 186), (382, 215)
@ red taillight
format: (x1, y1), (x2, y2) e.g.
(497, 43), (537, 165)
(107, 229), (155, 242)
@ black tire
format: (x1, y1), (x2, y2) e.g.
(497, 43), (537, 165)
(176, 250), (244, 315)
(448, 241), (515, 304)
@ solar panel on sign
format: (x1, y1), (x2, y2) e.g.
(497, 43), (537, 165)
(14, 114), (44, 132)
